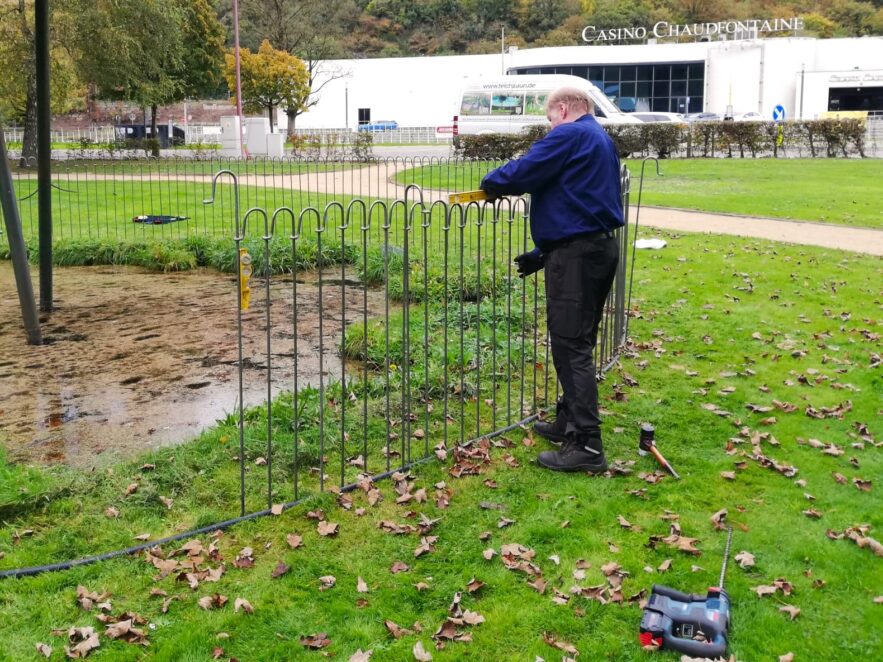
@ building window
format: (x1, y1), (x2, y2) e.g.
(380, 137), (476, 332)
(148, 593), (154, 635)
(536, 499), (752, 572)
(510, 61), (705, 114)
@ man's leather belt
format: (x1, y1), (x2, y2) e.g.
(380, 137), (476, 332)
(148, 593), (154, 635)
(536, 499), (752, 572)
(546, 230), (615, 251)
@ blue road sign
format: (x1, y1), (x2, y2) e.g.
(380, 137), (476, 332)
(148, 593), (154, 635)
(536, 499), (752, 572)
(773, 104), (786, 121)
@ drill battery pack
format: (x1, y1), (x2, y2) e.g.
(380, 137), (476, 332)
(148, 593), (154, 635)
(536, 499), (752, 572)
(639, 584), (730, 658)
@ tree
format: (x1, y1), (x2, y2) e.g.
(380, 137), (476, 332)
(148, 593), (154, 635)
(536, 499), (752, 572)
(225, 39), (310, 133)
(0, 0), (83, 166)
(68, 0), (224, 154)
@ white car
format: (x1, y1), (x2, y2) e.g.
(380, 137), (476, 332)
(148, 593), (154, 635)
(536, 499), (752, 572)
(629, 112), (685, 123)
(733, 112), (764, 122)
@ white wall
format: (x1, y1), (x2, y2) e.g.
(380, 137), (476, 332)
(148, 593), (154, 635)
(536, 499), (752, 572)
(290, 37), (883, 129)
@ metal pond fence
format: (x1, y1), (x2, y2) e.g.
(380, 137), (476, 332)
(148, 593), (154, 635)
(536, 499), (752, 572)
(205, 167), (634, 516)
(0, 160), (637, 577)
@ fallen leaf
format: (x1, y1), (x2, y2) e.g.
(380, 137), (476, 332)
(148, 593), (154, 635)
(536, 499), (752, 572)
(286, 533), (303, 549)
(300, 633), (331, 649)
(349, 649), (372, 662)
(720, 471), (736, 480)
(234, 597), (254, 614)
(482, 548), (496, 560)
(63, 629), (100, 659)
(735, 551), (755, 569)
(779, 655), (794, 662)
(357, 577), (369, 593)
(104, 507), (120, 519)
(543, 632), (578, 656)
(753, 585), (777, 597)
(317, 521), (339, 537)
(198, 594), (228, 610)
(390, 561), (410, 574)
(271, 504), (284, 516)
(803, 509), (823, 519)
(271, 562), (289, 579)
(710, 508), (728, 530)
(779, 604), (800, 620)
(385, 620), (412, 639)
(617, 515), (632, 529)
(412, 640), (432, 660)
(658, 559), (672, 573)
(35, 643), (52, 658)
(318, 575), (336, 591)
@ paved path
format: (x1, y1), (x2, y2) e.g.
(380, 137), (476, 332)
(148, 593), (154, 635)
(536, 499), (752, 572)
(630, 206), (883, 256)
(15, 162), (883, 256)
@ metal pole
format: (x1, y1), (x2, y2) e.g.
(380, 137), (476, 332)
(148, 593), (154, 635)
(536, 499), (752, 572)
(0, 131), (42, 345)
(501, 27), (505, 75)
(35, 0), (52, 311)
(232, 0), (244, 157)
(799, 64), (805, 120)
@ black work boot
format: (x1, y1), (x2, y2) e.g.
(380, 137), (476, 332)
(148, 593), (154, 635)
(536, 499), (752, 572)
(533, 400), (568, 446)
(536, 436), (608, 474)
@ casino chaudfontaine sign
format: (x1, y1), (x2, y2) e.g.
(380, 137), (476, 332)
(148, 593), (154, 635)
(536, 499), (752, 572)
(581, 17), (805, 43)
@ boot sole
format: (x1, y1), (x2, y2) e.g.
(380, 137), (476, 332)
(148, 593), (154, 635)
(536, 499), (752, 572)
(536, 456), (609, 473)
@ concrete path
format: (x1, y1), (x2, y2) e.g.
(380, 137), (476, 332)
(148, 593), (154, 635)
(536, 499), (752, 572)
(630, 206), (883, 256)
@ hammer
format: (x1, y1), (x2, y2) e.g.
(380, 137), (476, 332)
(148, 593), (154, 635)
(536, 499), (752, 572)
(638, 423), (680, 479)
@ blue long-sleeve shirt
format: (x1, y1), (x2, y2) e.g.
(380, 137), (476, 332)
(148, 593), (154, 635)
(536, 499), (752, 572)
(480, 114), (624, 253)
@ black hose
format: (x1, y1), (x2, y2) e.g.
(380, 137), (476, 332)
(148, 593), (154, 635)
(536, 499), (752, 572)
(0, 414), (538, 580)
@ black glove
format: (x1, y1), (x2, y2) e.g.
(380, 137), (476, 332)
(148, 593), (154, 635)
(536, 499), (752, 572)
(514, 249), (544, 278)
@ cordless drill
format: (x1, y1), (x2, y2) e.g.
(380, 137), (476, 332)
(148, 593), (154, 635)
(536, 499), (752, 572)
(639, 527), (732, 657)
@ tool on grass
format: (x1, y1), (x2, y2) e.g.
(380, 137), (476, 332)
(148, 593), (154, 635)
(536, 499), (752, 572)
(639, 526), (733, 657)
(638, 423), (680, 479)
(447, 189), (488, 204)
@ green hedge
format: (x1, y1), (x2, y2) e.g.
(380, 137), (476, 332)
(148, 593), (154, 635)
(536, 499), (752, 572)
(454, 118), (869, 159)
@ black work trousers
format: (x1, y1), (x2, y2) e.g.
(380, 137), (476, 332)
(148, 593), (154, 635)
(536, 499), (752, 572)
(543, 234), (619, 442)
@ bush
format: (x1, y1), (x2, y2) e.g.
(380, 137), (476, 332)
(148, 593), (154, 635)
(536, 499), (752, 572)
(453, 125), (549, 159)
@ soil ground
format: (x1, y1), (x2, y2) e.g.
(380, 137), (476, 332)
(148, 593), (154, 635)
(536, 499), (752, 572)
(0, 262), (385, 467)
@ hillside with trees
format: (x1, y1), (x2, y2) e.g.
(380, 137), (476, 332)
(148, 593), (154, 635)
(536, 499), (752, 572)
(215, 0), (883, 58)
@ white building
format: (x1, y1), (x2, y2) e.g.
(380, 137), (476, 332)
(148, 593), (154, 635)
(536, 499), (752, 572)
(293, 35), (883, 129)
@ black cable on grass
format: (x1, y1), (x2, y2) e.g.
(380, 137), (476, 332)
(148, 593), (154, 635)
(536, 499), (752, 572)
(0, 415), (538, 580)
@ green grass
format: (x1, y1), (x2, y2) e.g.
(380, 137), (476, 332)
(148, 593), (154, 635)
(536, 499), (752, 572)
(395, 159), (883, 229)
(1, 231), (880, 659)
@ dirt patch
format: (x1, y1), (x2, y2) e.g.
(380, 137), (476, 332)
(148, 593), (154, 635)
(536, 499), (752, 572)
(0, 262), (386, 467)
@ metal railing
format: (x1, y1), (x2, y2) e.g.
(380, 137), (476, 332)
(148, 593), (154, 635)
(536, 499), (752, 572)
(204, 169), (634, 515)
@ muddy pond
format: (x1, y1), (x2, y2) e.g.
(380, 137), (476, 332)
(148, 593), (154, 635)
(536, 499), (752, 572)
(0, 263), (386, 467)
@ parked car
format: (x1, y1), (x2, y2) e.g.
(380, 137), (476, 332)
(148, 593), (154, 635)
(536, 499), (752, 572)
(629, 112), (685, 123)
(358, 120), (399, 132)
(734, 112), (764, 122)
(684, 112), (722, 122)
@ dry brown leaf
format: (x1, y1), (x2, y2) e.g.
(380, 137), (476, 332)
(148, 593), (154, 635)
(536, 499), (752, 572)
(271, 562), (289, 579)
(720, 471), (736, 481)
(412, 640), (433, 661)
(543, 632), (578, 656)
(710, 508), (728, 530)
(270, 503), (284, 516)
(198, 594), (228, 610)
(286, 533), (303, 549)
(735, 551), (755, 569)
(528, 577), (547, 594)
(233, 597), (254, 614)
(349, 649), (372, 662)
(803, 509), (823, 519)
(390, 561), (410, 574)
(617, 515), (632, 529)
(159, 496), (173, 510)
(35, 643), (52, 658)
(300, 633), (331, 649)
(124, 483), (139, 496)
(658, 559), (672, 573)
(482, 548), (496, 560)
(64, 631), (100, 659)
(779, 653), (795, 662)
(104, 507), (120, 519)
(779, 605), (801, 620)
(357, 576), (369, 593)
(317, 521), (339, 537)
(385, 620), (412, 639)
(318, 575), (336, 591)
(753, 585), (777, 597)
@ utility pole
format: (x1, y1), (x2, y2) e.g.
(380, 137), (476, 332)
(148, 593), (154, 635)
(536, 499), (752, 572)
(0, 131), (42, 344)
(501, 26), (505, 75)
(232, 0), (245, 157)
(35, 0), (52, 311)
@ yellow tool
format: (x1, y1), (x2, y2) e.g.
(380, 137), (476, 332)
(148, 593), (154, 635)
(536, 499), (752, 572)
(239, 248), (252, 311)
(447, 189), (488, 204)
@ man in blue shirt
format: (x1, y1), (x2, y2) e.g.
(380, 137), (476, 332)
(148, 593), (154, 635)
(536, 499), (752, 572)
(481, 86), (624, 473)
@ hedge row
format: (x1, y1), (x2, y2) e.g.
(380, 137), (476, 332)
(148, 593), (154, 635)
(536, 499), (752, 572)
(454, 118), (871, 160)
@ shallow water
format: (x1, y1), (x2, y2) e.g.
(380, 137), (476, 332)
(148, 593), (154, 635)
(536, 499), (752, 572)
(0, 263), (383, 467)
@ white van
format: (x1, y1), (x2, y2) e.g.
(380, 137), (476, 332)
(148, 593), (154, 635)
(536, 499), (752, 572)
(453, 74), (641, 139)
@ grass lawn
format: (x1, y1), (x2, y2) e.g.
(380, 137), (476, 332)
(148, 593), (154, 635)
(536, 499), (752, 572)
(1, 232), (880, 660)
(395, 159), (883, 229)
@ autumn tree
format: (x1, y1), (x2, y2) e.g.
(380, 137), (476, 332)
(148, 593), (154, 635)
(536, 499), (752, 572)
(225, 40), (310, 133)
(0, 0), (83, 166)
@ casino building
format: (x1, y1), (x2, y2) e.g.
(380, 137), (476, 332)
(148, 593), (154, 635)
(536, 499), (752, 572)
(294, 30), (883, 129)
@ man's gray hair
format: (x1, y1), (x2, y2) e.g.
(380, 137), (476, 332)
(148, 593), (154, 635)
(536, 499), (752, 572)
(549, 87), (594, 115)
